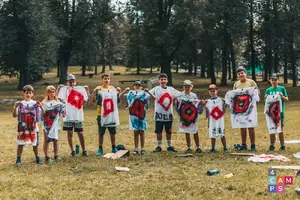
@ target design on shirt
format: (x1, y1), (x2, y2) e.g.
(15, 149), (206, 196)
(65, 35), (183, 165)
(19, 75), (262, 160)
(103, 98), (114, 117)
(68, 89), (84, 109)
(268, 101), (281, 126)
(158, 92), (173, 111)
(129, 99), (146, 120)
(210, 106), (224, 120)
(233, 95), (252, 113)
(178, 100), (197, 126)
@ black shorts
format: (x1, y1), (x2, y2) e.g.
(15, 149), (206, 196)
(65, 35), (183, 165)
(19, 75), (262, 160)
(155, 121), (172, 134)
(97, 116), (117, 136)
(63, 121), (83, 132)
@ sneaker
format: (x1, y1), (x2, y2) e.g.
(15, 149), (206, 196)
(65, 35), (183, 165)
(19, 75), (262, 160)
(267, 145), (275, 152)
(45, 156), (54, 163)
(250, 145), (256, 151)
(82, 150), (89, 156)
(36, 157), (42, 164)
(112, 147), (118, 153)
(54, 155), (63, 161)
(71, 151), (76, 157)
(237, 144), (248, 151)
(196, 148), (202, 153)
(167, 146), (178, 152)
(209, 148), (216, 152)
(233, 144), (241, 150)
(133, 150), (139, 155)
(223, 148), (229, 153)
(16, 158), (22, 166)
(141, 150), (146, 155)
(96, 148), (103, 156)
(279, 146), (286, 152)
(185, 148), (192, 153)
(153, 146), (162, 152)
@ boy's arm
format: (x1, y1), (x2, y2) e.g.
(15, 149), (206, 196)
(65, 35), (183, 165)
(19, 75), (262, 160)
(279, 89), (289, 102)
(12, 102), (19, 118)
(37, 101), (45, 115)
(144, 88), (156, 99)
(119, 87), (130, 100)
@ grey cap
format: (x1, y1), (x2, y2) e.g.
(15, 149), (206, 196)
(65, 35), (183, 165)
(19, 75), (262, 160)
(133, 80), (142, 85)
(270, 73), (279, 80)
(183, 80), (193, 86)
(66, 74), (76, 81)
(237, 66), (246, 73)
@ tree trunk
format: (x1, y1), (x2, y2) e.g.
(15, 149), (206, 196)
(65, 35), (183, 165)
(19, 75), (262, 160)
(209, 44), (216, 84)
(188, 59), (193, 74)
(160, 60), (172, 86)
(102, 59), (106, 73)
(228, 58), (231, 80)
(221, 33), (229, 85)
(284, 52), (288, 84)
(250, 0), (256, 81)
(176, 61), (179, 73)
(150, 63), (153, 74)
(109, 56), (112, 70)
(192, 39), (197, 76)
(229, 36), (237, 81)
(59, 59), (68, 84)
(95, 64), (98, 75)
(57, 60), (60, 77)
(82, 64), (86, 76)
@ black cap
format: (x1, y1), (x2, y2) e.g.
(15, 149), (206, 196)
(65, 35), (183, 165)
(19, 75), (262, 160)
(270, 73), (279, 80)
(237, 67), (246, 73)
(158, 73), (168, 79)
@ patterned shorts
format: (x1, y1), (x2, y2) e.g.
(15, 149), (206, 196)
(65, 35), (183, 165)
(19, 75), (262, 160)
(63, 121), (83, 132)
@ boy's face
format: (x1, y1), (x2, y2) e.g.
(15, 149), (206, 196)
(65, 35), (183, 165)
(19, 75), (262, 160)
(270, 78), (278, 86)
(102, 76), (110, 85)
(133, 85), (142, 90)
(23, 91), (33, 100)
(159, 77), (168, 86)
(237, 71), (247, 81)
(48, 89), (56, 99)
(183, 85), (192, 93)
(208, 88), (218, 97)
(68, 79), (76, 87)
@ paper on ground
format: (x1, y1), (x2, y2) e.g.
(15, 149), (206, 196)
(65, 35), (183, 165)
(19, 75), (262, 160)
(115, 167), (130, 172)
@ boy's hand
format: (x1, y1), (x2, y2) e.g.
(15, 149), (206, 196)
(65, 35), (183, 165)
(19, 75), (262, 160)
(116, 87), (121, 93)
(202, 99), (207, 105)
(144, 88), (149, 93)
(37, 101), (43, 107)
(278, 92), (283, 97)
(14, 101), (20, 108)
(125, 87), (130, 92)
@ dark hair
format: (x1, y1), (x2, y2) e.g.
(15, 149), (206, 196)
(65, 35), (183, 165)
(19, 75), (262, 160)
(102, 73), (110, 79)
(237, 66), (246, 73)
(158, 73), (168, 79)
(23, 85), (34, 92)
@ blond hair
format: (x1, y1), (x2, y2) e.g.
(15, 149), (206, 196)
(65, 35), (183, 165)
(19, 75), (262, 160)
(43, 85), (58, 102)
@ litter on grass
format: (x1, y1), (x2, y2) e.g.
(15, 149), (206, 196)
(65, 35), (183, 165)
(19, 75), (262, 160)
(248, 154), (290, 163)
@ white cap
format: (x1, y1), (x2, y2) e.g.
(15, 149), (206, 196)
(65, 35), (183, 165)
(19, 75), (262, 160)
(66, 74), (76, 81)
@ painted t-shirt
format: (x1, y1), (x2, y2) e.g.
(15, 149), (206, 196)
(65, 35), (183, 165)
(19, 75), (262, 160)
(100, 88), (119, 127)
(206, 96), (226, 138)
(264, 86), (288, 117)
(42, 100), (65, 141)
(16, 100), (41, 146)
(264, 94), (282, 134)
(225, 87), (260, 128)
(124, 90), (150, 130)
(94, 85), (115, 116)
(58, 86), (88, 122)
(176, 92), (202, 134)
(233, 79), (257, 90)
(150, 86), (181, 121)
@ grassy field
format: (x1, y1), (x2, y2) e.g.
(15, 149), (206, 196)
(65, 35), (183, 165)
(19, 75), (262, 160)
(1, 67), (300, 199)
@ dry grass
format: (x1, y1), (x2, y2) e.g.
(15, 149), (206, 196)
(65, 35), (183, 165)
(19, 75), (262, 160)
(0, 67), (300, 199)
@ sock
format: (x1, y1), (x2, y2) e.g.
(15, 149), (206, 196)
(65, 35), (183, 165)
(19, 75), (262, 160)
(242, 143), (246, 146)
(251, 144), (256, 147)
(135, 148), (139, 151)
(112, 145), (116, 149)
(35, 156), (40, 163)
(54, 155), (59, 159)
(99, 146), (103, 150)
(187, 146), (191, 149)
(157, 140), (162, 147)
(141, 148), (145, 151)
(196, 146), (200, 149)
(16, 156), (21, 163)
(167, 140), (172, 148)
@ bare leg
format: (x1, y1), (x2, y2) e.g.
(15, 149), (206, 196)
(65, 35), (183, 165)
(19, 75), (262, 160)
(33, 146), (39, 157)
(17, 145), (23, 157)
(99, 135), (104, 146)
(185, 133), (191, 147)
(110, 133), (116, 146)
(140, 131), (145, 149)
(77, 132), (86, 151)
(279, 131), (285, 147)
(43, 131), (49, 157)
(240, 128), (247, 145)
(134, 131), (139, 149)
(166, 133), (171, 140)
(67, 131), (74, 151)
(248, 128), (255, 145)
(194, 133), (200, 147)
(221, 136), (227, 149)
(157, 133), (163, 141)
(53, 141), (58, 156)
(211, 138), (216, 149)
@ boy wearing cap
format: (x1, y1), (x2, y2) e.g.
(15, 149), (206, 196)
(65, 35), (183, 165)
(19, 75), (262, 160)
(92, 73), (122, 156)
(204, 84), (228, 152)
(58, 74), (89, 156)
(176, 80), (202, 153)
(147, 73), (181, 152)
(265, 74), (288, 151)
(233, 67), (258, 151)
(123, 81), (155, 155)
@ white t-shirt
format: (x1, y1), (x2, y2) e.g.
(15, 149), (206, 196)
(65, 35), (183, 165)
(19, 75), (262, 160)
(100, 88), (119, 127)
(206, 97), (225, 138)
(225, 87), (260, 128)
(150, 86), (181, 121)
(58, 86), (88, 122)
(16, 100), (40, 132)
(264, 94), (282, 134)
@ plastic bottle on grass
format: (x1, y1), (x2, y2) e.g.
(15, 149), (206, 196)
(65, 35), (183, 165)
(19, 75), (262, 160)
(75, 144), (80, 155)
(207, 169), (220, 176)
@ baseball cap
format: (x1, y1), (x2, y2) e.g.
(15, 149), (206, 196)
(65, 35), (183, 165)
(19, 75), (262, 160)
(183, 80), (193, 86)
(237, 67), (246, 73)
(66, 74), (76, 81)
(133, 80), (142, 86)
(270, 73), (279, 80)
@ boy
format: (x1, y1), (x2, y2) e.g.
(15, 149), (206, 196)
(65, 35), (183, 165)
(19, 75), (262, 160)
(123, 80), (155, 155)
(58, 74), (89, 156)
(233, 67), (258, 151)
(147, 73), (181, 152)
(92, 73), (121, 156)
(176, 80), (202, 153)
(204, 84), (228, 152)
(265, 73), (288, 151)
(13, 85), (45, 165)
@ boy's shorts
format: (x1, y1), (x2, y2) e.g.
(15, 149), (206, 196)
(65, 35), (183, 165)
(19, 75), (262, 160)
(63, 121), (83, 132)
(155, 121), (172, 134)
(97, 116), (117, 136)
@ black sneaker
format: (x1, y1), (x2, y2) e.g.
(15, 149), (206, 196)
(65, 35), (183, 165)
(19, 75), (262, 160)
(153, 146), (162, 152)
(36, 157), (42, 164)
(185, 148), (192, 153)
(279, 146), (286, 152)
(133, 150), (139, 155)
(223, 148), (229, 153)
(209, 148), (216, 153)
(267, 145), (275, 152)
(45, 156), (54, 163)
(237, 144), (248, 151)
(196, 148), (202, 153)
(82, 150), (89, 156)
(250, 145), (256, 151)
(141, 150), (146, 155)
(71, 151), (76, 157)
(167, 146), (178, 152)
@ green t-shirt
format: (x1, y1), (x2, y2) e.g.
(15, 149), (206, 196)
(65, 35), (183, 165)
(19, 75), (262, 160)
(264, 86), (288, 117)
